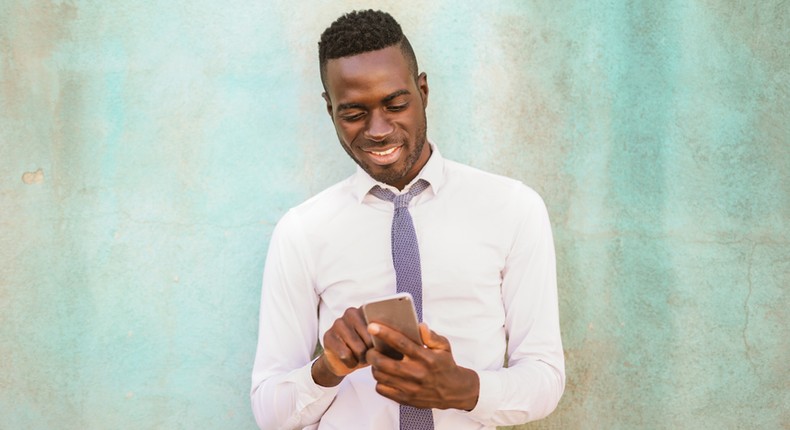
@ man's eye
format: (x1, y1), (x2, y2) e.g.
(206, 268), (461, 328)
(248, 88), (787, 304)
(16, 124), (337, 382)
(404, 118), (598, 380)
(388, 104), (408, 112)
(342, 113), (364, 122)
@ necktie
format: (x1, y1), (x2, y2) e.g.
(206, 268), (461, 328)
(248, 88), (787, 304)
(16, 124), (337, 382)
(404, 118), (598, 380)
(370, 179), (434, 430)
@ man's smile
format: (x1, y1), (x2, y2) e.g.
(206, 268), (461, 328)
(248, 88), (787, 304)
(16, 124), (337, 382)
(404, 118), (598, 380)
(363, 145), (403, 166)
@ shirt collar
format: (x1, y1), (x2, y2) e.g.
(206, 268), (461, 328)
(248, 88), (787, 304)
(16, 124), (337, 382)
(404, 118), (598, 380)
(350, 140), (445, 203)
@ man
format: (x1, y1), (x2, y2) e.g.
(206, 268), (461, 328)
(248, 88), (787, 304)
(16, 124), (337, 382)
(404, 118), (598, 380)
(251, 10), (564, 430)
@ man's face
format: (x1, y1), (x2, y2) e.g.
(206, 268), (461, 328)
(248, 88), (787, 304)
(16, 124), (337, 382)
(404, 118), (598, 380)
(323, 45), (430, 190)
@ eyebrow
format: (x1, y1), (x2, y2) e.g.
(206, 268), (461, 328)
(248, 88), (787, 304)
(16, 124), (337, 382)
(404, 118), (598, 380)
(382, 89), (410, 104)
(336, 102), (366, 112)
(336, 89), (411, 112)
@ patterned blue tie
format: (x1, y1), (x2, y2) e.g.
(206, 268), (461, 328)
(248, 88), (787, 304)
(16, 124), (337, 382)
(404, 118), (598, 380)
(370, 179), (434, 430)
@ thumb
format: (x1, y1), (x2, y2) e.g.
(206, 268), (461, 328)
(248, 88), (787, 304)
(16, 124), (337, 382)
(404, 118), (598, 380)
(419, 323), (451, 352)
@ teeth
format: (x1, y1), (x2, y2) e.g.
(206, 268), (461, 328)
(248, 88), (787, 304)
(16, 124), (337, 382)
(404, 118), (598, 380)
(371, 147), (397, 156)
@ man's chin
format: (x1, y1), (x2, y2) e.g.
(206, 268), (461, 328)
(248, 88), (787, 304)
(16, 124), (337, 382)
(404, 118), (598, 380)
(367, 167), (406, 186)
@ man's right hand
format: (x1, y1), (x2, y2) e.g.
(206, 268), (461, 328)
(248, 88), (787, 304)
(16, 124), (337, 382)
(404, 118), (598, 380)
(311, 307), (373, 387)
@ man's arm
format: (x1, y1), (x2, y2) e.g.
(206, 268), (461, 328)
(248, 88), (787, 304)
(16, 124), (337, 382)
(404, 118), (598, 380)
(466, 185), (565, 425)
(250, 211), (337, 430)
(251, 211), (379, 429)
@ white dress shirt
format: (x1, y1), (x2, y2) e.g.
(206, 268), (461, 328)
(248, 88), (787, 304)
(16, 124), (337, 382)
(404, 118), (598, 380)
(251, 143), (565, 430)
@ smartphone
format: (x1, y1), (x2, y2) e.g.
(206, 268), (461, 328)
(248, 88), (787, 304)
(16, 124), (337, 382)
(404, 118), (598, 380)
(361, 292), (422, 360)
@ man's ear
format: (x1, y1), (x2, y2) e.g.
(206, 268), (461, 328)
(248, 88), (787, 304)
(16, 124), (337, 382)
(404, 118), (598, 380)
(417, 72), (429, 108)
(322, 92), (334, 119)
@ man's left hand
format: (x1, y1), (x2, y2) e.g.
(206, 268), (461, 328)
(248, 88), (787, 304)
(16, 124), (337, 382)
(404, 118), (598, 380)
(365, 322), (480, 411)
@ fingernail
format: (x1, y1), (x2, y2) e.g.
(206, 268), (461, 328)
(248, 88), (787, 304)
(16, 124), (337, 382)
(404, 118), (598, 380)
(368, 323), (380, 334)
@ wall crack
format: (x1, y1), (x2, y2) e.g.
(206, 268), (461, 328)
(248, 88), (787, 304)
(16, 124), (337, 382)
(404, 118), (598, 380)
(742, 242), (758, 374)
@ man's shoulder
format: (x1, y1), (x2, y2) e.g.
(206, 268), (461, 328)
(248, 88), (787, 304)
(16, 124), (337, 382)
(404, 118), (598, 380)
(443, 158), (544, 205)
(444, 158), (518, 185)
(279, 175), (357, 226)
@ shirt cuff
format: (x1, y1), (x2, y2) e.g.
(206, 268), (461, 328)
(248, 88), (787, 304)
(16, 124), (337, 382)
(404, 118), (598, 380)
(292, 357), (342, 409)
(456, 369), (501, 423)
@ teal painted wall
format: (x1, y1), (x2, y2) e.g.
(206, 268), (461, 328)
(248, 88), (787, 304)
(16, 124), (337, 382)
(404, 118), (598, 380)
(1, 1), (788, 429)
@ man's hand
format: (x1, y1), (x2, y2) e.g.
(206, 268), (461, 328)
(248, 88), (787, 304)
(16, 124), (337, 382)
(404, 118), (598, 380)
(365, 322), (480, 411)
(312, 307), (373, 387)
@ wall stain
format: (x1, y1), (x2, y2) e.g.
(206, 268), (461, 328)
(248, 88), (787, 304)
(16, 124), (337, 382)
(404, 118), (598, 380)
(0, 1), (78, 119)
(22, 168), (45, 184)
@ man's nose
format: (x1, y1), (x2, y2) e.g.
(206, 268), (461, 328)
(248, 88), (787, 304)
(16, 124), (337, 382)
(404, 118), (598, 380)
(364, 110), (394, 142)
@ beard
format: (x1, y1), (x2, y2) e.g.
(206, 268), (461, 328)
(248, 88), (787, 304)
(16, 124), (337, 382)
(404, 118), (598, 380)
(340, 117), (428, 187)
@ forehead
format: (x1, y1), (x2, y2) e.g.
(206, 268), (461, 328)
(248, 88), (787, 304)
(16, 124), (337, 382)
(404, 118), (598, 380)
(324, 45), (413, 102)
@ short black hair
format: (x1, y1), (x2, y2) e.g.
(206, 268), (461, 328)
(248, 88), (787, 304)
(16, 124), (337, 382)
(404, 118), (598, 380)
(318, 10), (419, 87)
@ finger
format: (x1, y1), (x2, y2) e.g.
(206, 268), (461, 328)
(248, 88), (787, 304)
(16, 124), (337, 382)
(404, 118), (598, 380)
(419, 323), (451, 352)
(336, 309), (372, 362)
(366, 348), (416, 379)
(347, 307), (374, 349)
(324, 315), (370, 368)
(371, 364), (425, 390)
(374, 382), (429, 409)
(374, 381), (404, 403)
(365, 347), (397, 372)
(323, 330), (361, 369)
(368, 322), (422, 358)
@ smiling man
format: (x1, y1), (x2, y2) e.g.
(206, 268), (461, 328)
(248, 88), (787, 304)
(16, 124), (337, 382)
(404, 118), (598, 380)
(322, 45), (430, 191)
(251, 10), (565, 430)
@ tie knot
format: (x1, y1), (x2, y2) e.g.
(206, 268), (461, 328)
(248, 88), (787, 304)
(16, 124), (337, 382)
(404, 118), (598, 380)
(370, 179), (430, 209)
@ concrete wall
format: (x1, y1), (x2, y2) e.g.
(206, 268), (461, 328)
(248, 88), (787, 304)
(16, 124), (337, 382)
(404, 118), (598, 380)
(1, 1), (787, 428)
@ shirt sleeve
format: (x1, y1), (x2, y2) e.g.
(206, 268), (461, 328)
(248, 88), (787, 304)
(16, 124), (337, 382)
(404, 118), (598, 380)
(461, 184), (566, 426)
(250, 211), (339, 430)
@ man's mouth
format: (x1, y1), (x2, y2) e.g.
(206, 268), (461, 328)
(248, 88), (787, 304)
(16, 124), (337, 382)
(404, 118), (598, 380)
(370, 147), (398, 156)
(363, 145), (403, 166)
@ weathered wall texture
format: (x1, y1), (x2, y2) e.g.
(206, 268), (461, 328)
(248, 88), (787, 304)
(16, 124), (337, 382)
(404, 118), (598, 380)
(1, 1), (788, 429)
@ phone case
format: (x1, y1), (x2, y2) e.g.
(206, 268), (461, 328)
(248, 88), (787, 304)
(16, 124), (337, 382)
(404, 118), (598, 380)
(361, 292), (422, 359)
